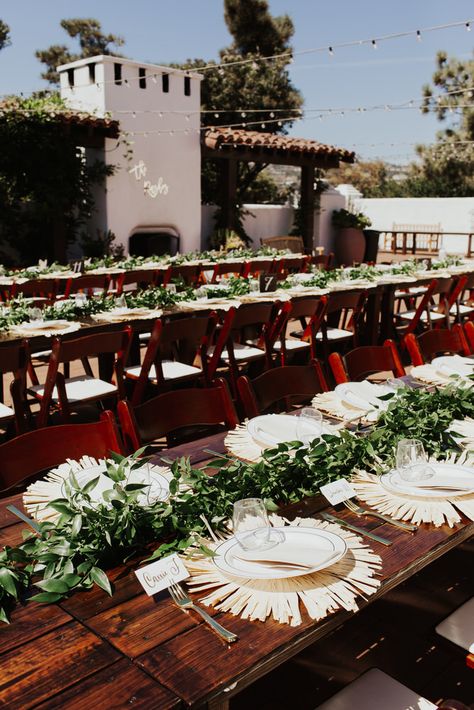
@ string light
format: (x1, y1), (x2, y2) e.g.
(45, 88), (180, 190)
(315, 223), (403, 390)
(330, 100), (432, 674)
(416, 30), (422, 41)
(8, 18), (469, 96)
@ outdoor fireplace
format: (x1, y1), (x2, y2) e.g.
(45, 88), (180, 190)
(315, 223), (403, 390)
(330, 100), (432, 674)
(129, 227), (180, 257)
(58, 55), (203, 256)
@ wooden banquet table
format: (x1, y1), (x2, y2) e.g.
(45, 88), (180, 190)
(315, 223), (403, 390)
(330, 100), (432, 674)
(0, 431), (473, 709)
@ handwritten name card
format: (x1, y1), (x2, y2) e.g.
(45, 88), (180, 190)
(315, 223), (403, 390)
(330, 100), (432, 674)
(135, 553), (189, 596)
(320, 479), (356, 506)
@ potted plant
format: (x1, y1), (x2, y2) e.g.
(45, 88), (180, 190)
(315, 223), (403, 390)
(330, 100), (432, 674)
(331, 208), (372, 266)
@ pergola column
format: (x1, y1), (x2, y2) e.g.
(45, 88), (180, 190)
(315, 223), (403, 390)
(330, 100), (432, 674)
(300, 165), (315, 253)
(220, 159), (238, 231)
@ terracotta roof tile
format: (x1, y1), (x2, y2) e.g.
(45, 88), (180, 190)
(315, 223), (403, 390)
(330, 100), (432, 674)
(204, 127), (354, 163)
(0, 104), (119, 138)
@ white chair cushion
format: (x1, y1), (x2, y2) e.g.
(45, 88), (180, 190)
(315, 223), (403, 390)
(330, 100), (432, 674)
(450, 303), (474, 315)
(210, 342), (265, 362)
(394, 286), (428, 298)
(273, 339), (311, 351)
(315, 668), (437, 710)
(125, 360), (202, 382)
(29, 375), (117, 402)
(399, 310), (446, 322)
(435, 596), (474, 652)
(316, 328), (352, 341)
(0, 402), (14, 420)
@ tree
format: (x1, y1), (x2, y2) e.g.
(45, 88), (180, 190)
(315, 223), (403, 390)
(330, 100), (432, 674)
(173, 0), (303, 241)
(0, 20), (10, 52)
(403, 50), (474, 197)
(36, 18), (125, 85)
(326, 159), (407, 198)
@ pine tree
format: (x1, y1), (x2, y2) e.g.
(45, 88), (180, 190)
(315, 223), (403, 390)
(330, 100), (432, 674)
(36, 18), (125, 85)
(0, 20), (11, 52)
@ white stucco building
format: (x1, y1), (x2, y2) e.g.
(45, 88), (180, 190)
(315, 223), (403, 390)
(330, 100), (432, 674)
(58, 55), (203, 255)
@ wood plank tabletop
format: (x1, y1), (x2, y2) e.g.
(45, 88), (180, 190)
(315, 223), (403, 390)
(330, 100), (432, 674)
(0, 431), (472, 709)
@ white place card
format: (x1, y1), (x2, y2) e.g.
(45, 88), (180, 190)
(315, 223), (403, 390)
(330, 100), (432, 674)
(320, 478), (356, 506)
(135, 553), (189, 596)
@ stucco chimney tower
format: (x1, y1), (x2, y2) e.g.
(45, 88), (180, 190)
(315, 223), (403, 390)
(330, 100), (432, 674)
(58, 55), (203, 254)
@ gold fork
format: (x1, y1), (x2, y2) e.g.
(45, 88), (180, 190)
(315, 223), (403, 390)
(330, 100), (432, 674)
(343, 499), (417, 532)
(168, 582), (238, 643)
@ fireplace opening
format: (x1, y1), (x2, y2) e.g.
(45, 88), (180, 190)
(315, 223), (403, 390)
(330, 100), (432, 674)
(129, 227), (180, 257)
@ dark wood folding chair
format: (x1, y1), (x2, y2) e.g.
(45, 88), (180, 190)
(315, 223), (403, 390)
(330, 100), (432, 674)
(404, 325), (470, 366)
(211, 301), (281, 396)
(0, 410), (123, 491)
(118, 378), (238, 453)
(28, 327), (132, 427)
(307, 253), (335, 270)
(237, 361), (329, 418)
(317, 290), (368, 358)
(9, 278), (59, 305)
(0, 341), (30, 434)
(463, 320), (474, 353)
(125, 312), (218, 405)
(242, 259), (275, 278)
(276, 255), (309, 277)
(115, 268), (160, 295)
(209, 261), (246, 283)
(396, 278), (452, 335)
(163, 263), (202, 288)
(329, 341), (406, 384)
(275, 296), (328, 364)
(62, 273), (112, 299)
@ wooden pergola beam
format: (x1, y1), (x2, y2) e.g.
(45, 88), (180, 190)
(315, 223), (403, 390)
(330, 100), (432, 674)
(203, 145), (341, 169)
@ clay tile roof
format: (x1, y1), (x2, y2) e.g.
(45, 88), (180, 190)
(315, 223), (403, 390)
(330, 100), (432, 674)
(203, 127), (354, 163)
(0, 103), (119, 139)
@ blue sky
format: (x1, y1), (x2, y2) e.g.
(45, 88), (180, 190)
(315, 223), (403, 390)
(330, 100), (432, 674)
(0, 1), (473, 163)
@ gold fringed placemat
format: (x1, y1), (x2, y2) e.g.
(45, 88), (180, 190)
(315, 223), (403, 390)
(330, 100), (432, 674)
(8, 321), (82, 337)
(23, 456), (172, 522)
(352, 452), (474, 528)
(224, 423), (265, 462)
(183, 515), (382, 627)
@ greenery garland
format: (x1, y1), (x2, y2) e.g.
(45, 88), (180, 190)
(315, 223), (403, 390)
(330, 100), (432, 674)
(1, 381), (473, 623)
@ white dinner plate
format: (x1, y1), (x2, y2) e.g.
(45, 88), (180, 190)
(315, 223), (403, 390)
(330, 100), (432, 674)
(213, 526), (347, 580)
(72, 463), (170, 505)
(380, 462), (474, 499)
(334, 381), (394, 411)
(246, 414), (333, 448)
(431, 355), (474, 377)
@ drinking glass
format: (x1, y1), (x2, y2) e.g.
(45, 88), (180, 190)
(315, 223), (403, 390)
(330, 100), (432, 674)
(395, 439), (434, 481)
(233, 498), (280, 551)
(28, 307), (43, 322)
(296, 408), (323, 445)
(166, 283), (177, 295)
(75, 292), (87, 307)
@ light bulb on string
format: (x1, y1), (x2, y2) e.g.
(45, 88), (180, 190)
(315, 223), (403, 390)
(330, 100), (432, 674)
(270, 112), (275, 118)
(185, 114), (190, 121)
(159, 112), (163, 118)
(241, 112), (246, 117)
(278, 120), (282, 126)
(466, 22), (471, 31)
(152, 74), (157, 83)
(416, 30), (422, 42)
(132, 111), (136, 119)
(261, 123), (266, 129)
(252, 60), (258, 70)
(328, 46), (334, 56)
(214, 113), (219, 118)
(371, 39), (377, 50)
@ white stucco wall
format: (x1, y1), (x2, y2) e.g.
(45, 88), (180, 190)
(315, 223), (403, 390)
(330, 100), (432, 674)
(201, 191), (345, 253)
(59, 55), (203, 254)
(354, 197), (474, 254)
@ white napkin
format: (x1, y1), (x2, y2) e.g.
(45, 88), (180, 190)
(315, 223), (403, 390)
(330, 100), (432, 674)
(431, 355), (474, 378)
(233, 539), (337, 568)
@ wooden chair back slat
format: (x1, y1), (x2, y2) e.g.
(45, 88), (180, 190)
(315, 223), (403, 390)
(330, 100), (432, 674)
(0, 411), (124, 490)
(404, 326), (470, 366)
(118, 379), (238, 453)
(330, 341), (406, 383)
(237, 361), (328, 418)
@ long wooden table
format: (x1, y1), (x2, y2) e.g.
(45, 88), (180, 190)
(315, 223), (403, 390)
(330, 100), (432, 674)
(0, 431), (472, 709)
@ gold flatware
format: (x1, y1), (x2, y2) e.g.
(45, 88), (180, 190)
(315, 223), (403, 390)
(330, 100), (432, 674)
(343, 500), (417, 532)
(320, 512), (393, 546)
(168, 582), (238, 643)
